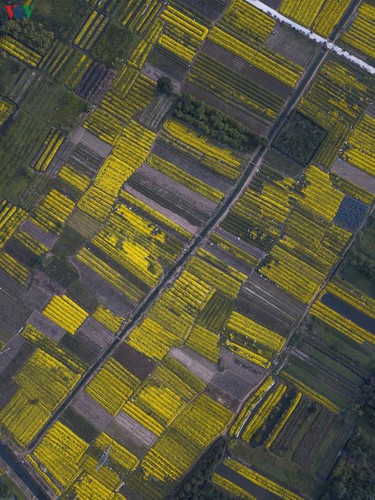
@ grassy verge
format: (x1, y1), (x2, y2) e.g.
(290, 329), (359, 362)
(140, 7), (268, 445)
(229, 439), (325, 499)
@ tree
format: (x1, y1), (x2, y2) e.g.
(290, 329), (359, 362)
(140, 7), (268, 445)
(157, 76), (173, 95)
(359, 375), (375, 426)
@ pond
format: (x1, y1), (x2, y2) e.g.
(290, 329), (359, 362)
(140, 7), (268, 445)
(215, 463), (279, 500)
(321, 293), (375, 334)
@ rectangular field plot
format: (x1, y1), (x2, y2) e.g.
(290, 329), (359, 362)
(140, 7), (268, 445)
(124, 185), (200, 236)
(71, 390), (112, 432)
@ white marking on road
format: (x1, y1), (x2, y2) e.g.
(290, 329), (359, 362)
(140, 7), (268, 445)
(246, 0), (375, 75)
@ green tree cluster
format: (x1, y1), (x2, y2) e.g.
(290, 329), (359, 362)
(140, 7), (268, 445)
(92, 23), (139, 68)
(171, 438), (230, 500)
(324, 429), (375, 500)
(358, 375), (375, 426)
(274, 112), (327, 165)
(323, 375), (375, 500)
(157, 76), (173, 95)
(173, 94), (266, 152)
(2, 19), (54, 55)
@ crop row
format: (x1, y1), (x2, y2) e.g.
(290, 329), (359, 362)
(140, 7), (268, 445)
(0, 252), (30, 284)
(33, 128), (64, 173)
(209, 28), (303, 88)
(280, 0), (351, 37)
(0, 390), (50, 446)
(210, 233), (259, 267)
(132, 382), (186, 426)
(92, 304), (124, 333)
(80, 455), (121, 491)
(265, 392), (302, 449)
(101, 74), (155, 124)
(224, 458), (303, 500)
(260, 240), (325, 303)
(84, 108), (123, 145)
(222, 176), (292, 245)
(29, 424), (138, 497)
(39, 41), (73, 77)
(312, 0), (351, 37)
(225, 341), (270, 368)
(341, 2), (375, 59)
(0, 98), (14, 127)
(120, 0), (162, 35)
(298, 58), (373, 167)
(43, 295), (88, 335)
(86, 357), (140, 415)
(158, 5), (208, 62)
(326, 281), (375, 318)
(0, 348), (81, 446)
(189, 53), (284, 120)
(343, 114), (375, 177)
(242, 384), (287, 441)
(330, 173), (374, 204)
(79, 120), (156, 222)
(281, 372), (339, 412)
(15, 230), (48, 256)
(280, 0), (325, 27)
(58, 165), (91, 192)
(33, 422), (88, 489)
(310, 300), (375, 345)
(74, 10), (109, 51)
(163, 119), (242, 180)
(299, 165), (345, 221)
(185, 324), (220, 362)
(119, 190), (192, 240)
(0, 201), (27, 249)
(218, 0), (275, 43)
(93, 204), (180, 286)
(187, 254), (245, 299)
(230, 376), (275, 437)
(76, 247), (146, 303)
(212, 473), (255, 499)
(226, 311), (286, 353)
(147, 154), (224, 203)
(141, 395), (232, 481)
(31, 189), (74, 234)
(0, 35), (41, 67)
(128, 18), (164, 69)
(21, 324), (85, 373)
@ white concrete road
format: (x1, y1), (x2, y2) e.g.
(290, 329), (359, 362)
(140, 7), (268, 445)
(246, 0), (375, 75)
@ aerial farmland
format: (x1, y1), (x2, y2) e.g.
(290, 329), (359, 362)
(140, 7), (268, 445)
(0, 0), (374, 499)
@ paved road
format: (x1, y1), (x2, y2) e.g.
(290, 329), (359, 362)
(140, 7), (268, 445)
(247, 0), (375, 74)
(0, 444), (49, 500)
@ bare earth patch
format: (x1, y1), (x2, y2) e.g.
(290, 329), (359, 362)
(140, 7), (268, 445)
(124, 185), (199, 235)
(169, 346), (217, 383)
(265, 23), (318, 68)
(28, 310), (65, 342)
(332, 158), (375, 195)
(210, 349), (265, 400)
(114, 411), (158, 448)
(72, 390), (112, 431)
